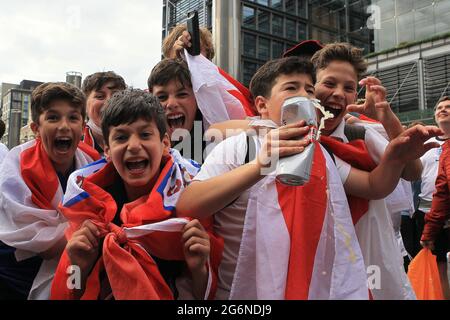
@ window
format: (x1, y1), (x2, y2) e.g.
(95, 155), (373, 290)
(397, 12), (415, 44)
(395, 0), (413, 15)
(272, 40), (284, 58)
(243, 6), (256, 29)
(298, 22), (307, 41)
(12, 92), (21, 101)
(285, 0), (296, 14)
(271, 0), (283, 11)
(256, 0), (269, 6)
(258, 9), (270, 33)
(258, 37), (270, 60)
(272, 14), (283, 37)
(376, 18), (395, 51)
(297, 0), (307, 18)
(243, 61), (258, 86)
(286, 19), (296, 40)
(243, 33), (257, 57)
(413, 7), (433, 41)
(434, 1), (450, 35)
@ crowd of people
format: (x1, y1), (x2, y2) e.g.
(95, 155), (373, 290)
(0, 24), (448, 300)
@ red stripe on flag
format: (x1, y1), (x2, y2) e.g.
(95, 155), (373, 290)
(320, 137), (377, 224)
(218, 68), (257, 117)
(359, 114), (379, 123)
(276, 142), (328, 299)
(21, 139), (59, 210)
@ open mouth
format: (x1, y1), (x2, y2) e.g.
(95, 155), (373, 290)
(54, 137), (73, 153)
(167, 113), (185, 129)
(324, 104), (343, 118)
(125, 159), (149, 174)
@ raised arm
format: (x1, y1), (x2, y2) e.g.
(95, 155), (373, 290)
(176, 121), (311, 219)
(344, 125), (442, 200)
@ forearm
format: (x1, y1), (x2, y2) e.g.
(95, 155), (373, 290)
(176, 160), (264, 219)
(191, 264), (209, 300)
(345, 158), (405, 200)
(380, 109), (404, 140)
(39, 236), (67, 260)
(401, 159), (423, 181)
(368, 159), (406, 199)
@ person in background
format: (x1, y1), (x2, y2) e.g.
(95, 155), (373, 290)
(162, 24), (215, 61)
(81, 71), (126, 155)
(420, 96), (450, 300)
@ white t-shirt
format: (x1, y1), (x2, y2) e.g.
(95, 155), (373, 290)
(419, 137), (444, 206)
(0, 143), (8, 165)
(193, 133), (251, 300)
(193, 131), (352, 299)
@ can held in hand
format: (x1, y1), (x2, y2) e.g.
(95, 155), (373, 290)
(276, 96), (318, 186)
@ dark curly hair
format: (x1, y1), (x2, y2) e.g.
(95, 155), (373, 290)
(101, 88), (167, 145)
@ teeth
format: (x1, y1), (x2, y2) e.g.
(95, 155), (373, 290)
(126, 160), (148, 171)
(168, 114), (184, 120)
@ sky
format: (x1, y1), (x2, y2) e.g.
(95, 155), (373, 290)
(0, 0), (163, 89)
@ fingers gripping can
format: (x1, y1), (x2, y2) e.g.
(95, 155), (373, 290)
(276, 96), (318, 186)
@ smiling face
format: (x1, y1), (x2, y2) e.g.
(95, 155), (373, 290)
(104, 118), (170, 201)
(152, 80), (198, 138)
(86, 81), (122, 128)
(435, 99), (450, 128)
(256, 73), (315, 126)
(315, 60), (358, 136)
(31, 100), (84, 175)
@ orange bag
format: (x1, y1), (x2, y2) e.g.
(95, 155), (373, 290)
(407, 248), (444, 300)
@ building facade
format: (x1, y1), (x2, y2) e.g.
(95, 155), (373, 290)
(1, 80), (42, 148)
(162, 0), (374, 85)
(162, 0), (450, 124)
(367, 0), (450, 124)
(66, 71), (83, 88)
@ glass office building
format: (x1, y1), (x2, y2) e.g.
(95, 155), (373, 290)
(162, 0), (374, 85)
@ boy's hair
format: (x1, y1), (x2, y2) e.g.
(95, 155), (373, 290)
(408, 120), (425, 129)
(0, 119), (5, 139)
(81, 71), (126, 96)
(162, 24), (215, 60)
(101, 88), (167, 145)
(436, 96), (450, 107)
(311, 42), (368, 80)
(148, 59), (192, 91)
(249, 56), (316, 99)
(31, 82), (86, 124)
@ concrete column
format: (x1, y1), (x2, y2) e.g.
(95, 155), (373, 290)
(417, 57), (426, 111)
(213, 0), (241, 79)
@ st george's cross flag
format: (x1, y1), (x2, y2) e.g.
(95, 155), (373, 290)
(51, 149), (223, 300)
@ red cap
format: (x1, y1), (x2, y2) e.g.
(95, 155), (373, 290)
(282, 40), (324, 58)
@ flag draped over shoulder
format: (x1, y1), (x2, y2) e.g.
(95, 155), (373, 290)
(230, 141), (368, 300)
(0, 139), (99, 299)
(320, 135), (416, 300)
(51, 149), (223, 300)
(184, 51), (257, 127)
(81, 126), (95, 149)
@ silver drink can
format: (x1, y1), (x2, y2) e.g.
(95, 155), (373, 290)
(276, 96), (318, 186)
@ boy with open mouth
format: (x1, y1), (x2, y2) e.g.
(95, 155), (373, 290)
(0, 82), (99, 300)
(50, 89), (222, 300)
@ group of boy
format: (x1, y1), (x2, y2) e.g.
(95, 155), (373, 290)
(0, 27), (446, 300)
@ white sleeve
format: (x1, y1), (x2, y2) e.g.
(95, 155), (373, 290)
(194, 132), (249, 182)
(334, 155), (352, 184)
(364, 127), (389, 164)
